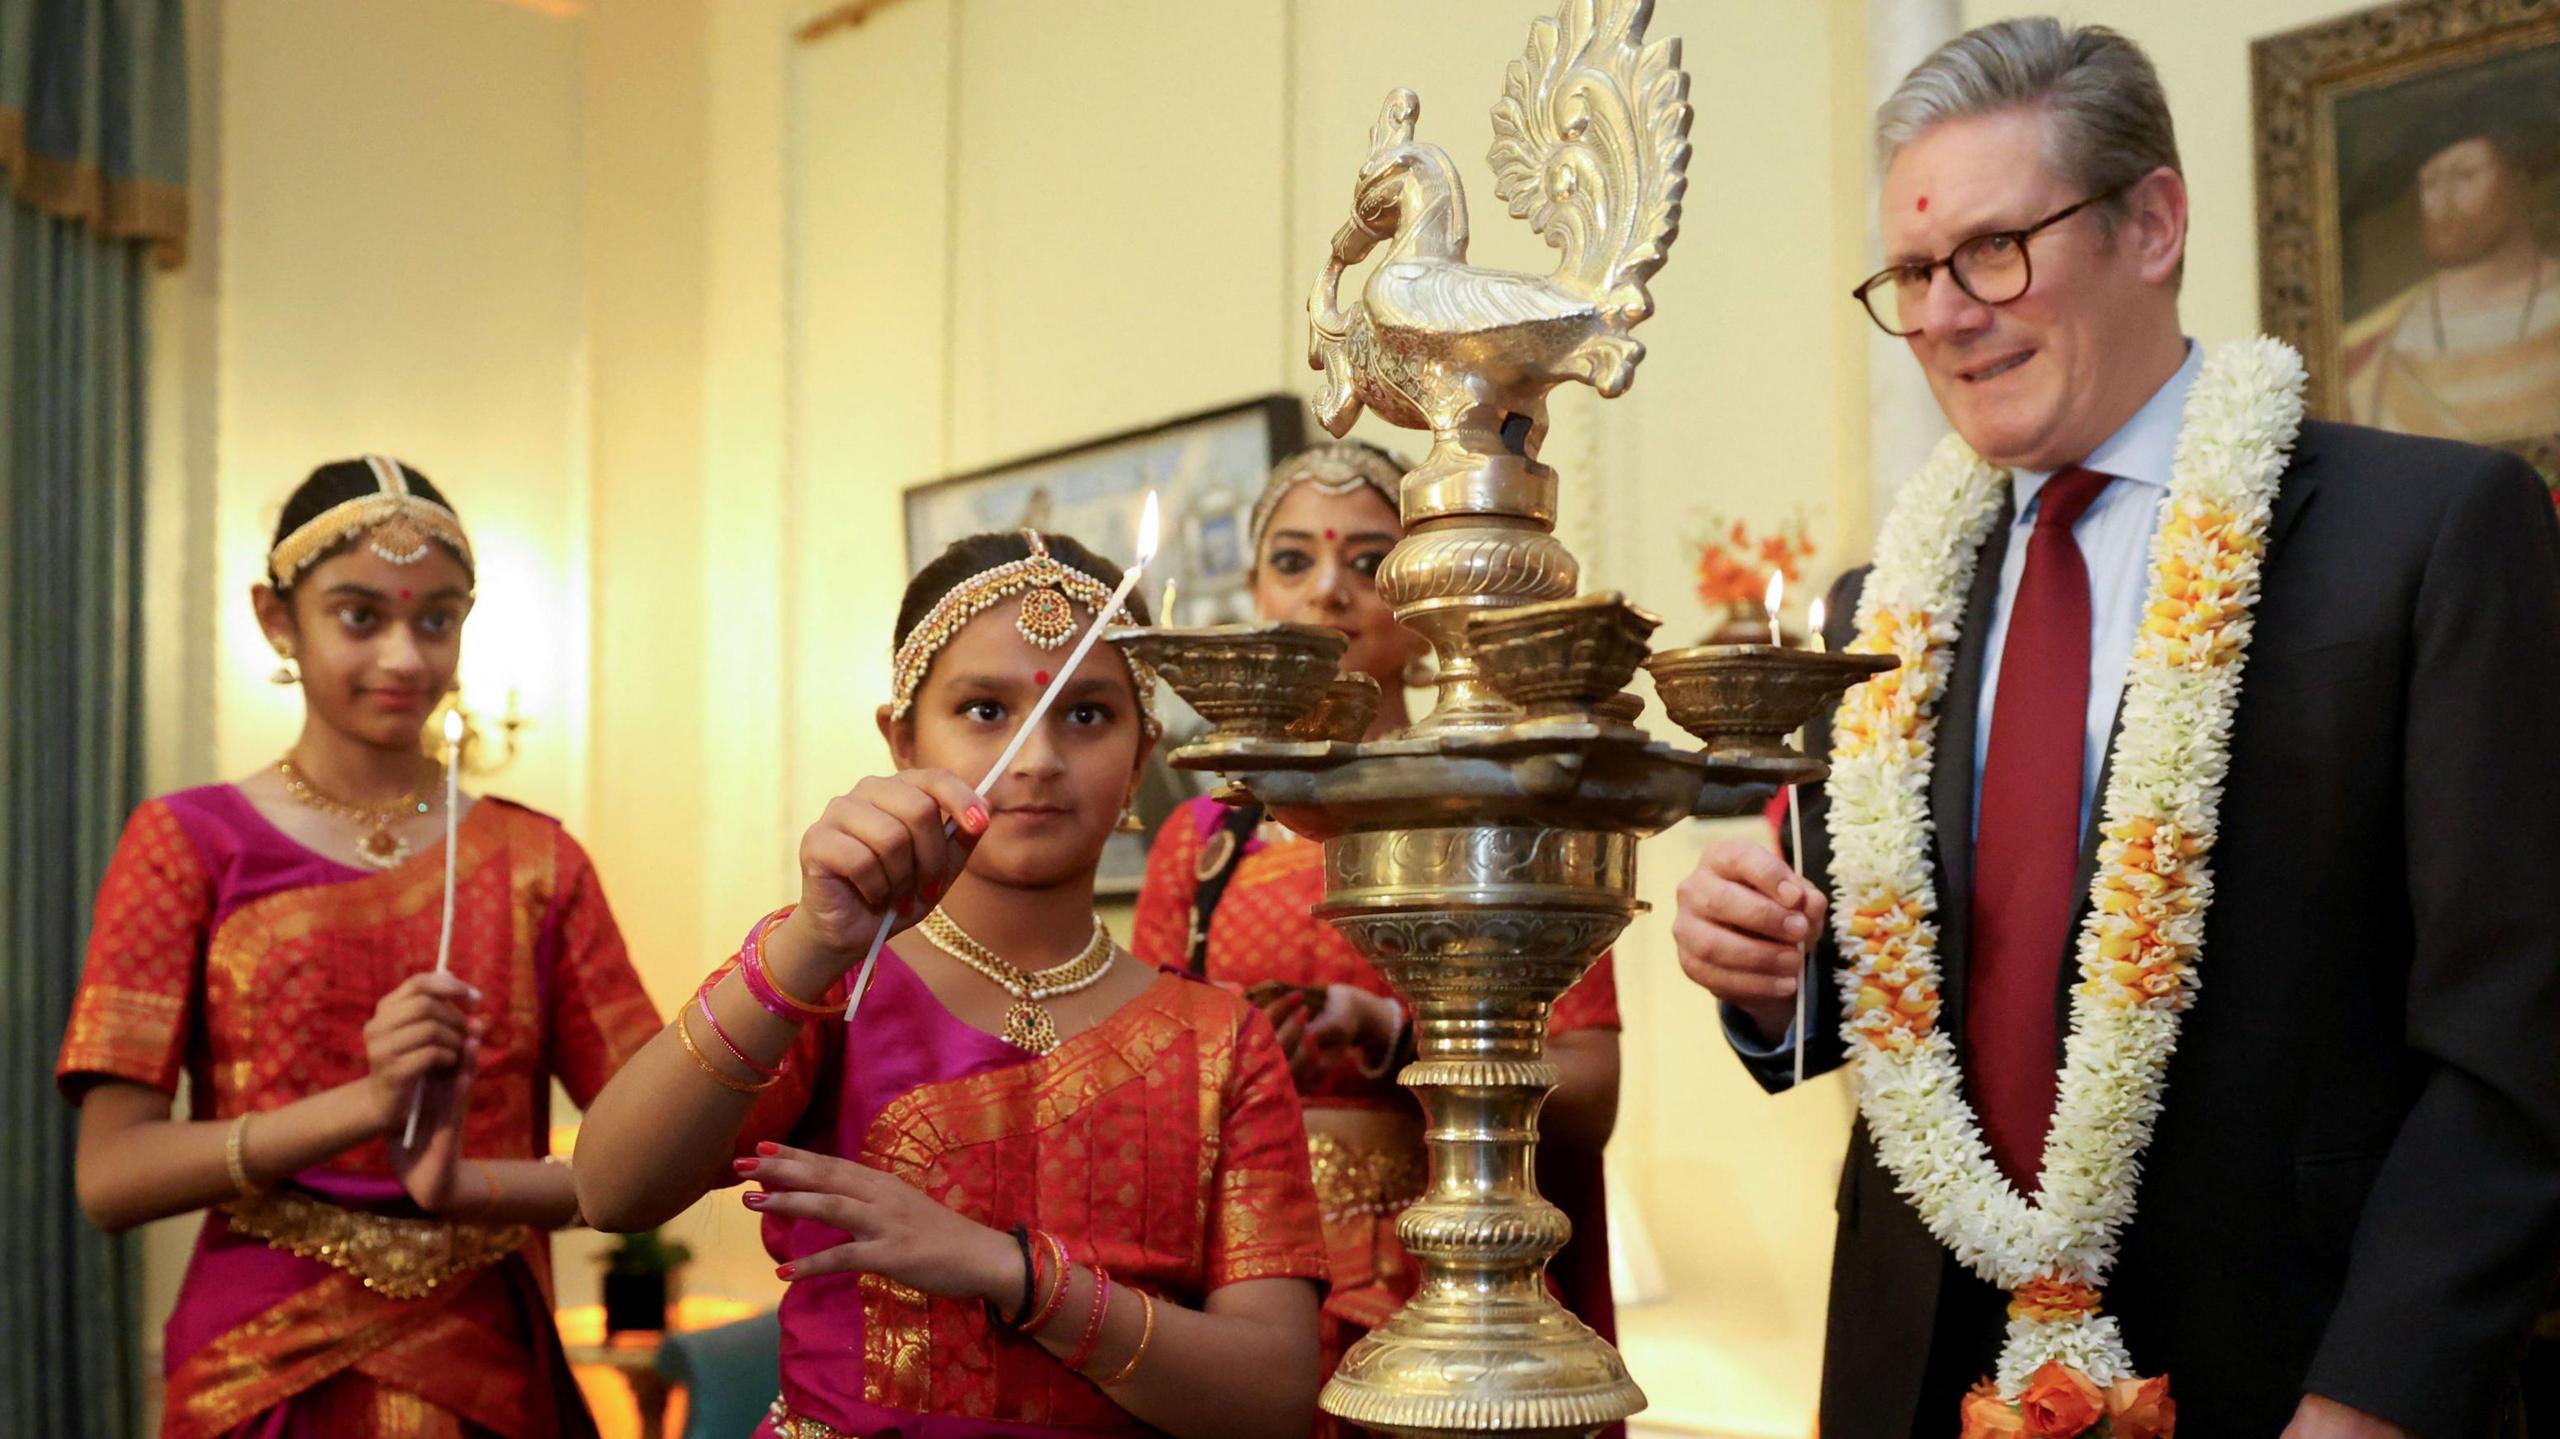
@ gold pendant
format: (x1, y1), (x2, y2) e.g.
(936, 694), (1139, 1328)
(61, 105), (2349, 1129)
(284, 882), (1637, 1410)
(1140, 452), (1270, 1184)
(356, 823), (411, 870)
(999, 1000), (1059, 1054)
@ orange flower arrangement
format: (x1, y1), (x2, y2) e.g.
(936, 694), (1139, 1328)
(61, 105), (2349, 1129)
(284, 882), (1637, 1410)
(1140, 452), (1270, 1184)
(1693, 512), (1816, 634)
(1960, 1364), (2176, 1439)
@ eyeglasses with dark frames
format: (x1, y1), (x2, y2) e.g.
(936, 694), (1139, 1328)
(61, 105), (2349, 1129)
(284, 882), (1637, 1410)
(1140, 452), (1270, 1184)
(1850, 183), (2132, 338)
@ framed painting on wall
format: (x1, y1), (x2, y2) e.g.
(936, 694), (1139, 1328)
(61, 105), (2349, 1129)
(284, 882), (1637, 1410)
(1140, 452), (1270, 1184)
(2255, 0), (2560, 486)
(902, 396), (1305, 895)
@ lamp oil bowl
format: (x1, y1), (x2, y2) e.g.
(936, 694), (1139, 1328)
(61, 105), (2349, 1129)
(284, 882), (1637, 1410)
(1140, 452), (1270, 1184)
(1468, 592), (1662, 719)
(1289, 672), (1384, 743)
(1643, 644), (1899, 764)
(1110, 623), (1346, 741)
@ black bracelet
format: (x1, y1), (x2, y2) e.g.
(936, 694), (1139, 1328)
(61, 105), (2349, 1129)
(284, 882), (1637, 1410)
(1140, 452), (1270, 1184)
(1007, 1222), (1037, 1328)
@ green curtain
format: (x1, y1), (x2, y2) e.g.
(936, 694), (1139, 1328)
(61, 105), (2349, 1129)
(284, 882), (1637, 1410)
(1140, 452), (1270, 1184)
(1, 1), (186, 1432)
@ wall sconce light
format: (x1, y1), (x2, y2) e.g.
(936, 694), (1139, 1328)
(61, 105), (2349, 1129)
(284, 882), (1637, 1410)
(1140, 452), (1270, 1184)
(426, 689), (530, 775)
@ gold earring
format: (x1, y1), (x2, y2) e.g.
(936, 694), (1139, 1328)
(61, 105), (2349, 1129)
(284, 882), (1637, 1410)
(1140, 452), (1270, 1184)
(1117, 789), (1147, 833)
(270, 644), (300, 686)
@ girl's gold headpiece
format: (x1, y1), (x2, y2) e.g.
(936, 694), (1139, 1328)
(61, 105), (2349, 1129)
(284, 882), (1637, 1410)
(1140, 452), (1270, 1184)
(267, 455), (473, 587)
(890, 531), (1158, 735)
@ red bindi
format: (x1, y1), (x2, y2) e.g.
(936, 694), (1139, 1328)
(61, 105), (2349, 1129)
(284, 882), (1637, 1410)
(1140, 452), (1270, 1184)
(1916, 196), (1929, 212)
(1324, 528), (1338, 540)
(1033, 670), (1051, 686)
(399, 588), (413, 600)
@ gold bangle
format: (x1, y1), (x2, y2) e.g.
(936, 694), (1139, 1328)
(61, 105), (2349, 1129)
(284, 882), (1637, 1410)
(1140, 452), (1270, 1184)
(224, 1113), (259, 1197)
(1099, 1288), (1156, 1387)
(676, 1004), (776, 1094)
(543, 1154), (587, 1228)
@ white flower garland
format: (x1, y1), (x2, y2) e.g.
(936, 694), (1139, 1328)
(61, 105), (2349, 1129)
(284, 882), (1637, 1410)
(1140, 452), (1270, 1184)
(1825, 339), (2306, 1396)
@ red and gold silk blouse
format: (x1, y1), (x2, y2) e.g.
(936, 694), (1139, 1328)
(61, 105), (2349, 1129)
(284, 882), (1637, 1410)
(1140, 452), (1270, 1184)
(720, 940), (1329, 1437)
(57, 785), (660, 1439)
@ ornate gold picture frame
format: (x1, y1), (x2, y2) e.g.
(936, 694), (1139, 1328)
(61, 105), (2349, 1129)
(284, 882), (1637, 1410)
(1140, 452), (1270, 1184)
(2255, 0), (2560, 484)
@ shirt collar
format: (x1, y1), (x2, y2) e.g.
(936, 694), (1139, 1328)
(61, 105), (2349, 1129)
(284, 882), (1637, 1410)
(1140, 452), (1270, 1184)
(2012, 338), (2199, 516)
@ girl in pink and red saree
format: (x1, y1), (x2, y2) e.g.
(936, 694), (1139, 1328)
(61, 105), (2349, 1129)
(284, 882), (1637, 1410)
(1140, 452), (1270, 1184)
(58, 457), (661, 1439)
(573, 530), (1329, 1439)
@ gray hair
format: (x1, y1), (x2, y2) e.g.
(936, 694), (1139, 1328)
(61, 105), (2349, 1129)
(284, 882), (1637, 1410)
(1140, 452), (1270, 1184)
(1876, 18), (2180, 230)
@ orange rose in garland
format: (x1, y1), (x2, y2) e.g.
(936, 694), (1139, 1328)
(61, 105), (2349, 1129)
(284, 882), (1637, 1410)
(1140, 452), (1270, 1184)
(2105, 1375), (2176, 1439)
(2018, 1362), (2107, 1437)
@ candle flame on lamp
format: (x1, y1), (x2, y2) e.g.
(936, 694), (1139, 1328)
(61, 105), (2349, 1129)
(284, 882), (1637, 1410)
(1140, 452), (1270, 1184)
(1765, 569), (1786, 648)
(1807, 596), (1828, 653)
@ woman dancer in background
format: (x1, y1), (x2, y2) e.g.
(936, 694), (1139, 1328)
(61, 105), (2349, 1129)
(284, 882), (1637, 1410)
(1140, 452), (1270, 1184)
(60, 456), (660, 1438)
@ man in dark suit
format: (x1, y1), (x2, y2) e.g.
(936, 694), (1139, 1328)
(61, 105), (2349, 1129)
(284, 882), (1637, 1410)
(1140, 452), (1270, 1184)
(1670, 18), (2560, 1439)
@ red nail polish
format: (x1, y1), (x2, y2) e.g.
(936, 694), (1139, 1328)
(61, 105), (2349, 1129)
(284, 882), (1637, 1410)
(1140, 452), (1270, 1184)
(776, 1263), (797, 1280)
(757, 1141), (780, 1156)
(734, 1157), (758, 1174)
(743, 1192), (768, 1209)
(964, 806), (988, 833)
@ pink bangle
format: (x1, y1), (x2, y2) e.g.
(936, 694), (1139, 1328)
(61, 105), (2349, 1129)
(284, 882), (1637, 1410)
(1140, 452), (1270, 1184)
(740, 906), (835, 1022)
(1065, 1267), (1113, 1373)
(696, 987), (780, 1081)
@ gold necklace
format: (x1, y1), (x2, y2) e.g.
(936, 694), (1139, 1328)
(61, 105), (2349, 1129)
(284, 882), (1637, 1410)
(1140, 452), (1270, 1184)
(275, 756), (441, 870)
(920, 908), (1114, 1054)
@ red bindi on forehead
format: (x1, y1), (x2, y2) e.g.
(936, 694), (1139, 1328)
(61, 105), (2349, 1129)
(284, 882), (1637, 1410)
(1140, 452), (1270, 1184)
(1324, 528), (1338, 540)
(399, 588), (414, 600)
(1033, 670), (1051, 687)
(1916, 196), (1929, 212)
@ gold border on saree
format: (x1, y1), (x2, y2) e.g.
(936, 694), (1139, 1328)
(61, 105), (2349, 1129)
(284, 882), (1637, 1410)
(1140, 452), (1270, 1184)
(1308, 1131), (1427, 1226)
(220, 1187), (528, 1301)
(768, 1398), (860, 1438)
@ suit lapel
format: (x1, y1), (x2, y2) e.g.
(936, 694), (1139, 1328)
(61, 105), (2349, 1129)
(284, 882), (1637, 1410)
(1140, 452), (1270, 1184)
(1932, 496), (2013, 1035)
(2265, 426), (2325, 555)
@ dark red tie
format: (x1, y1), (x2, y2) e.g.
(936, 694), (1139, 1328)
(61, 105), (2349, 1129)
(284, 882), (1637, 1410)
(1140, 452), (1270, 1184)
(1968, 466), (2111, 1192)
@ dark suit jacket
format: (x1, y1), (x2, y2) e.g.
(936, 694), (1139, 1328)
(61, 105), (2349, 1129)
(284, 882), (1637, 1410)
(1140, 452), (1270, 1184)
(1732, 421), (2560, 1438)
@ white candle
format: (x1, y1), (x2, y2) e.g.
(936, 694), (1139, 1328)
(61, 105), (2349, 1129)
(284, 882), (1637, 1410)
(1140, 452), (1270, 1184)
(402, 708), (468, 1146)
(843, 492), (1162, 1020)
(1789, 596), (1826, 1087)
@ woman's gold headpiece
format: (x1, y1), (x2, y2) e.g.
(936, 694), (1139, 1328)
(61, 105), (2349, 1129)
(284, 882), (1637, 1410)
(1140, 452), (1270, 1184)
(267, 455), (473, 587)
(890, 531), (1159, 735)
(1247, 442), (1407, 552)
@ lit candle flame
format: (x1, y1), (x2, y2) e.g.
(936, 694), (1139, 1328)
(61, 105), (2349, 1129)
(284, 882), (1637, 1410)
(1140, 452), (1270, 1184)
(1765, 569), (1786, 647)
(443, 708), (465, 749)
(1136, 490), (1161, 565)
(1807, 596), (1827, 651)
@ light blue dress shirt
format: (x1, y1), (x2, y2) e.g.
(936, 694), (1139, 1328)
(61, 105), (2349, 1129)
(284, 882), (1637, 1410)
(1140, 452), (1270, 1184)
(1730, 341), (2200, 1062)
(1974, 339), (2198, 838)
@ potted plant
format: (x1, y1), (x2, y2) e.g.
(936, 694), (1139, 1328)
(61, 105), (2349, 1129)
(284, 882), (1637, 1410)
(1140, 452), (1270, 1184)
(601, 1227), (692, 1335)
